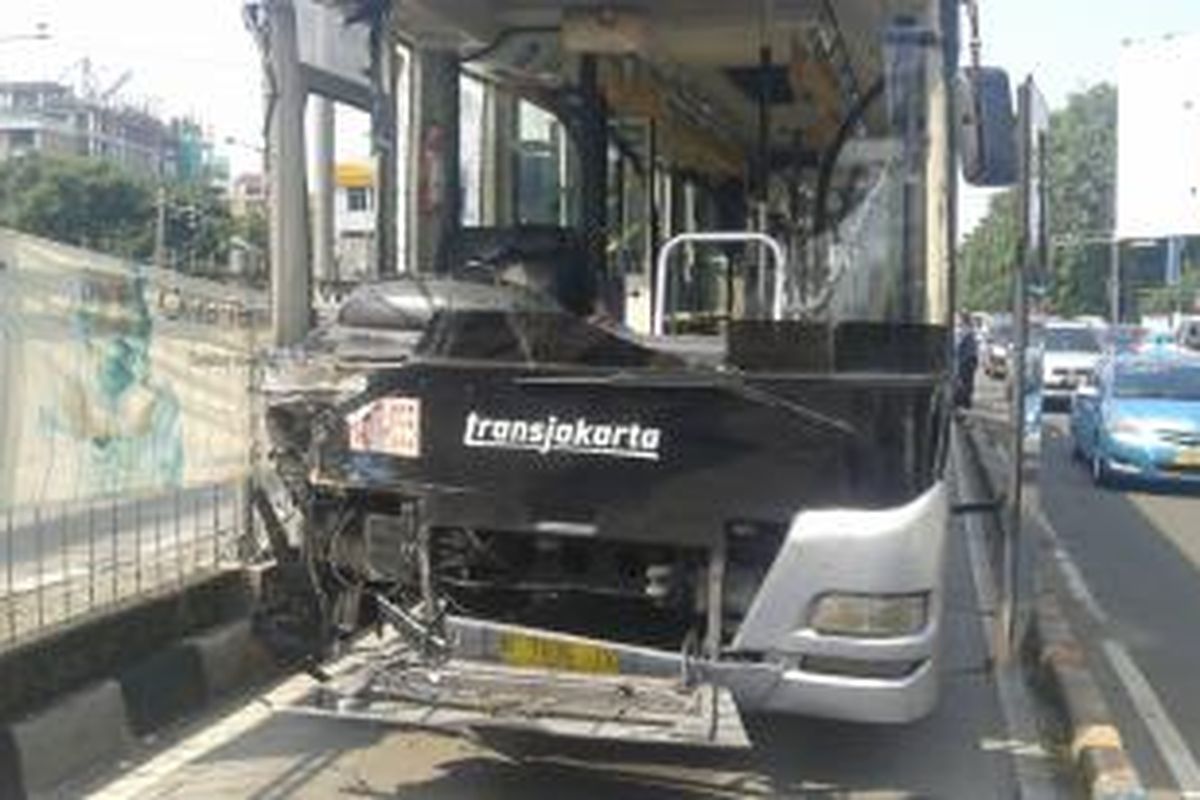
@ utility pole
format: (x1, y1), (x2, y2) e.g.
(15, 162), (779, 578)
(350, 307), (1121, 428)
(1110, 237), (1121, 324)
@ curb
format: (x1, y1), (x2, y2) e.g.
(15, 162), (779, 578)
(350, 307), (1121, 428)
(0, 617), (280, 798)
(958, 414), (1145, 799)
(1024, 581), (1144, 799)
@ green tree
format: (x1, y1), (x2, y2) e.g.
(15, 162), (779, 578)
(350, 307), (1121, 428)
(162, 181), (235, 274)
(0, 154), (237, 274)
(959, 83), (1117, 316)
(0, 155), (155, 258)
(960, 188), (1018, 311)
(1045, 83), (1116, 316)
(232, 208), (268, 253)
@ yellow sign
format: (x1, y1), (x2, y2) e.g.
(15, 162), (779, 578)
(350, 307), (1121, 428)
(499, 632), (620, 674)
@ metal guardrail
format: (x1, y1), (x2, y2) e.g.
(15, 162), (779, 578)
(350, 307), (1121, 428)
(0, 480), (250, 652)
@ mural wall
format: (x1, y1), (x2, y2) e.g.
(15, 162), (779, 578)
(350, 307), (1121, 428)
(0, 229), (266, 509)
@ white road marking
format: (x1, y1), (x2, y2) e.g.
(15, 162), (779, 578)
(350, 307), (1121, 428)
(1102, 639), (1200, 798)
(1051, 549), (1109, 624)
(1036, 512), (1109, 625)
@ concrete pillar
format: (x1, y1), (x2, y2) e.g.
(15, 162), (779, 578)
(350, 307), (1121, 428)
(372, 13), (400, 277)
(265, 0), (311, 347)
(409, 47), (460, 273)
(313, 97), (336, 285)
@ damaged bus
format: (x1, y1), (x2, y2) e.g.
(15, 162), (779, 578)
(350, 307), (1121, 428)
(252, 0), (1017, 745)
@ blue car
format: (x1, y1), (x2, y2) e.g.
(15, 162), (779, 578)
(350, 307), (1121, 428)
(1070, 353), (1200, 487)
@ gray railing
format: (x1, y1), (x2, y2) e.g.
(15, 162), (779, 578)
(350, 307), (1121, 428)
(0, 480), (251, 651)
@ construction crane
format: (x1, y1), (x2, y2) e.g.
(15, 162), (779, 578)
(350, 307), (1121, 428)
(56, 58), (134, 105)
(98, 69), (134, 104)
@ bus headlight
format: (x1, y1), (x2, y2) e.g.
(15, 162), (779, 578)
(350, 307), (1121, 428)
(809, 592), (929, 637)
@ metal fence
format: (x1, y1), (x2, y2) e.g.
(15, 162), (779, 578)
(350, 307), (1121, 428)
(1, 230), (270, 653)
(0, 480), (251, 651)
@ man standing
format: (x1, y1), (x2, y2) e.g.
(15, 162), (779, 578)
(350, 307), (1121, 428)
(955, 312), (978, 408)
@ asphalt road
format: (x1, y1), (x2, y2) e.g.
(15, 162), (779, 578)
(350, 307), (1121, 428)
(968, 372), (1200, 798)
(79, 475), (1055, 799)
(1038, 410), (1200, 798)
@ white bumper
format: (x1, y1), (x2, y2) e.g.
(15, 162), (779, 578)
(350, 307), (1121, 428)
(728, 482), (949, 723)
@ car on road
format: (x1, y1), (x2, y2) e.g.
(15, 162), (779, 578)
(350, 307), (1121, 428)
(1070, 352), (1200, 487)
(982, 320), (1013, 379)
(1105, 324), (1148, 354)
(1042, 321), (1102, 409)
(1177, 316), (1200, 352)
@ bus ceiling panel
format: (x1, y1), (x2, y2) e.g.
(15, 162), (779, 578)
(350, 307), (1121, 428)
(588, 1), (931, 153)
(392, 0), (500, 48)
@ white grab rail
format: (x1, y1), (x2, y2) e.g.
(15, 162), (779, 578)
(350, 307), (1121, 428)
(651, 231), (787, 336)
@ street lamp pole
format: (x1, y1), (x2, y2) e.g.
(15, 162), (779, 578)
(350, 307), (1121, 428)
(1109, 236), (1121, 324)
(154, 186), (168, 269)
(0, 23), (50, 45)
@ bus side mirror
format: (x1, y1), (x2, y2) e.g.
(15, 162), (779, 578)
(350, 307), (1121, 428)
(958, 67), (1017, 186)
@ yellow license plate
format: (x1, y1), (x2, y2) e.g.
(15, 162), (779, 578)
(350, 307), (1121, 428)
(499, 632), (619, 674)
(1174, 448), (1200, 467)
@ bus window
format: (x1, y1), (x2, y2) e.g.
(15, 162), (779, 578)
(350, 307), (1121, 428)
(516, 99), (576, 225)
(459, 74), (486, 226)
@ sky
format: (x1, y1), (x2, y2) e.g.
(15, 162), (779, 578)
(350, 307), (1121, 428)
(0, 1), (268, 175)
(3, 0), (1200, 226)
(0, 0), (374, 178)
(958, 0), (1200, 236)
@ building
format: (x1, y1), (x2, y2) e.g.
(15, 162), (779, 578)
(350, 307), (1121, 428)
(230, 164), (378, 283)
(230, 173), (266, 218)
(0, 80), (202, 178)
(0, 82), (78, 160)
(333, 161), (375, 281)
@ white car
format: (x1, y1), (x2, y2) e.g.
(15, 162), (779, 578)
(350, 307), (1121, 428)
(1042, 322), (1102, 408)
(1177, 316), (1200, 352)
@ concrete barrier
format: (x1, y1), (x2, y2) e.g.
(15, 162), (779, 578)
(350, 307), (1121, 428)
(0, 566), (282, 798)
(187, 618), (276, 700)
(958, 414), (1146, 799)
(4, 680), (132, 797)
(0, 618), (281, 797)
(119, 641), (209, 736)
(0, 569), (254, 724)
